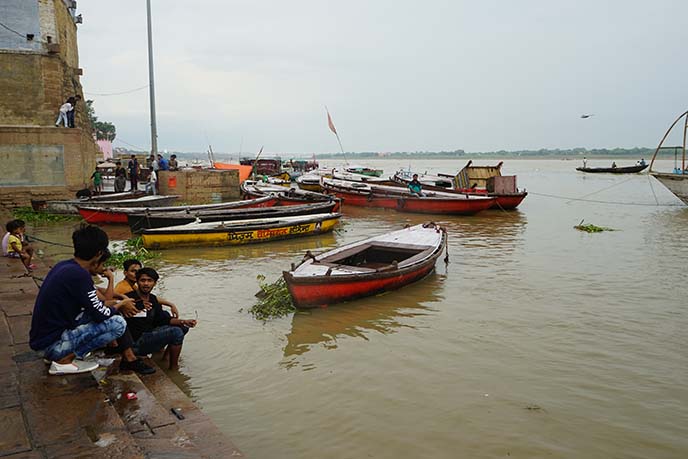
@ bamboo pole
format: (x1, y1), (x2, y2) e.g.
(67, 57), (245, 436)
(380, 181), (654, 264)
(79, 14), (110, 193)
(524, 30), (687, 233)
(649, 110), (688, 172)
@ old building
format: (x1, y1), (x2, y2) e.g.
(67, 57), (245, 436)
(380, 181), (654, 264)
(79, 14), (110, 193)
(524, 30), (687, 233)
(0, 0), (98, 207)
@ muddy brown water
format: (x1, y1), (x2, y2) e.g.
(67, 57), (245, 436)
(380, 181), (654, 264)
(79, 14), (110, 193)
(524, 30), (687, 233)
(30, 159), (688, 458)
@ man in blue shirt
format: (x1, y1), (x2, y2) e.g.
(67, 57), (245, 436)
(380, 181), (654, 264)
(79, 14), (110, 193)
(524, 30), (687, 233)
(157, 154), (169, 171)
(30, 225), (155, 375)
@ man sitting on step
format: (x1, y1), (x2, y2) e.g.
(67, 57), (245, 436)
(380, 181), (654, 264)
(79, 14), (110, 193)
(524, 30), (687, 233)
(124, 267), (197, 370)
(29, 224), (155, 376)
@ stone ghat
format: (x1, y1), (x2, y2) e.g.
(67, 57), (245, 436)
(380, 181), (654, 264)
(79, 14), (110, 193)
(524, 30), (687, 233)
(0, 257), (243, 458)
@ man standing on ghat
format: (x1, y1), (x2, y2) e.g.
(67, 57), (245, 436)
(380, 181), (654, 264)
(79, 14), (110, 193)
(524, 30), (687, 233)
(29, 225), (155, 375)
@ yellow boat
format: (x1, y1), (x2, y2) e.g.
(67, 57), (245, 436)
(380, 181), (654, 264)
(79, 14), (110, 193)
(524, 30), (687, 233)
(141, 213), (341, 249)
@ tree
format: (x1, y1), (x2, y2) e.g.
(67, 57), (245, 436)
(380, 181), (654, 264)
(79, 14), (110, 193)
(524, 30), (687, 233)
(85, 100), (117, 141)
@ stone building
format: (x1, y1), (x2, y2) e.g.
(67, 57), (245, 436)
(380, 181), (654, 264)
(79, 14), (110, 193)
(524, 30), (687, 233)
(0, 0), (98, 207)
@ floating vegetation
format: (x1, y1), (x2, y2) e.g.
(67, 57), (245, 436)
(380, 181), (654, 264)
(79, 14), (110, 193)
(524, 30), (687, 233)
(574, 220), (617, 233)
(249, 274), (295, 321)
(108, 237), (158, 267)
(11, 207), (80, 223)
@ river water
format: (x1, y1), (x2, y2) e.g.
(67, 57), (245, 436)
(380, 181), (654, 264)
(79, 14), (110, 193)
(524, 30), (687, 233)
(34, 159), (687, 458)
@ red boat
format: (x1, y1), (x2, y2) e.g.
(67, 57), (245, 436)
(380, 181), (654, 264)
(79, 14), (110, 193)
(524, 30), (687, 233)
(321, 178), (494, 215)
(283, 222), (447, 308)
(395, 161), (526, 210)
(77, 195), (280, 224)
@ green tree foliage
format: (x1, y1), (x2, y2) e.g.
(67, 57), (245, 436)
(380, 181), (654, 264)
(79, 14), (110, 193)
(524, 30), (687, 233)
(85, 99), (117, 141)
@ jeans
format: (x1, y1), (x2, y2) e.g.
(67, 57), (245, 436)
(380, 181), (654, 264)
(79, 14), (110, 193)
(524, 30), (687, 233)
(133, 325), (187, 356)
(67, 110), (75, 128)
(55, 112), (69, 127)
(42, 315), (127, 361)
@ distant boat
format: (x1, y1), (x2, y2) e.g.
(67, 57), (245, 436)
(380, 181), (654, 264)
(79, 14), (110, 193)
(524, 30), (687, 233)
(344, 165), (384, 177)
(283, 222), (446, 308)
(576, 164), (648, 174)
(649, 109), (688, 205)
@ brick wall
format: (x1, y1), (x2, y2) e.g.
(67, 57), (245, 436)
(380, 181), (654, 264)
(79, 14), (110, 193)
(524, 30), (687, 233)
(158, 170), (241, 204)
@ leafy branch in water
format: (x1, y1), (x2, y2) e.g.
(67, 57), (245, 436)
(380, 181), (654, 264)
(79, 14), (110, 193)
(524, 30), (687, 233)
(574, 220), (617, 233)
(108, 237), (158, 267)
(11, 207), (80, 223)
(248, 274), (295, 321)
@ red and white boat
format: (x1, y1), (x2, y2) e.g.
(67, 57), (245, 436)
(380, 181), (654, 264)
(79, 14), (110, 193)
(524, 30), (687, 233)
(391, 161), (527, 210)
(283, 222), (447, 308)
(77, 195), (279, 224)
(321, 178), (495, 215)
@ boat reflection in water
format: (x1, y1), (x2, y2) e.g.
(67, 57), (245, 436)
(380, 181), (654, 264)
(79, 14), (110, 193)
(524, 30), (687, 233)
(281, 270), (446, 366)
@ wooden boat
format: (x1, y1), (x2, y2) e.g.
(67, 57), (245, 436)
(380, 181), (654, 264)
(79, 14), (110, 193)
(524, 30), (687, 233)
(141, 213), (341, 249)
(331, 170), (393, 184)
(77, 195), (279, 224)
(283, 222), (447, 308)
(30, 190), (145, 212)
(127, 201), (340, 233)
(391, 172), (527, 210)
(344, 165), (384, 177)
(576, 164), (648, 173)
(649, 109), (688, 205)
(295, 173), (324, 192)
(241, 181), (341, 210)
(321, 178), (495, 215)
(45, 194), (180, 215)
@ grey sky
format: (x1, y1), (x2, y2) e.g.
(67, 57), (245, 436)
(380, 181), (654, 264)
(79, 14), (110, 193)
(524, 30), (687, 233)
(78, 0), (688, 155)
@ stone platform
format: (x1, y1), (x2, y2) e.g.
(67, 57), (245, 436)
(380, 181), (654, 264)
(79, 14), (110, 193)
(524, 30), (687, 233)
(0, 257), (243, 458)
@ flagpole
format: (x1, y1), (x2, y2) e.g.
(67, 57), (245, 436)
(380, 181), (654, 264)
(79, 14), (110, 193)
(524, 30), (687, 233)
(325, 107), (348, 165)
(146, 0), (158, 157)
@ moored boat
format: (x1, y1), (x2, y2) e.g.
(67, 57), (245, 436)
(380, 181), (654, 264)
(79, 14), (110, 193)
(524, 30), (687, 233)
(46, 194), (180, 215)
(295, 173), (324, 192)
(576, 164), (648, 173)
(77, 195), (279, 224)
(391, 171), (527, 210)
(241, 181), (341, 209)
(321, 178), (495, 215)
(283, 222), (447, 308)
(141, 213), (341, 249)
(344, 165), (384, 177)
(649, 109), (688, 205)
(127, 200), (340, 233)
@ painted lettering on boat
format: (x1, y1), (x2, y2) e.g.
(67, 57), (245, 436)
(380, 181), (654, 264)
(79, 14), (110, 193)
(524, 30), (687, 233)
(289, 224), (312, 234)
(257, 228), (289, 238)
(228, 231), (254, 241)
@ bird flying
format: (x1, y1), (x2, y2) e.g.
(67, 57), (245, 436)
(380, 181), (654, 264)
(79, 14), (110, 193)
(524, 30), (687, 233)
(580, 114), (594, 119)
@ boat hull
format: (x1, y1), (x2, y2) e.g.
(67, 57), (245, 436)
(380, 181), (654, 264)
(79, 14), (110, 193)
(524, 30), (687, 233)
(651, 172), (688, 205)
(283, 224), (447, 308)
(576, 165), (648, 173)
(323, 186), (494, 215)
(141, 215), (340, 249)
(284, 262), (438, 308)
(127, 201), (339, 233)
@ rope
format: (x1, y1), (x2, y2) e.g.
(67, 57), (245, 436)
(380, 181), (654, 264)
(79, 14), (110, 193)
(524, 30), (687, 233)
(565, 176), (636, 204)
(529, 192), (682, 207)
(84, 85), (149, 97)
(647, 174), (660, 206)
(25, 234), (72, 248)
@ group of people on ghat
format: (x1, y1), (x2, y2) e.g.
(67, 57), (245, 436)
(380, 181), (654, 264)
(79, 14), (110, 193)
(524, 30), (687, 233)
(2, 219), (36, 272)
(27, 224), (196, 376)
(122, 153), (179, 194)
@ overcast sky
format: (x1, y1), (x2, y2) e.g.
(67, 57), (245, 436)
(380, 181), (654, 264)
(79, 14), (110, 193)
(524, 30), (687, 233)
(78, 0), (688, 155)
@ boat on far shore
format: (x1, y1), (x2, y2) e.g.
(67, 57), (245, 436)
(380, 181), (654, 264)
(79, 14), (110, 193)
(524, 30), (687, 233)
(576, 164), (648, 174)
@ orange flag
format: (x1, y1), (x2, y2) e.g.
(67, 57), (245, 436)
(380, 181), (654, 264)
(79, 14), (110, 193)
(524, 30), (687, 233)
(327, 110), (338, 135)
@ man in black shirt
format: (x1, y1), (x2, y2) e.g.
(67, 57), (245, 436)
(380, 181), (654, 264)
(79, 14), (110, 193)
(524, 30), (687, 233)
(125, 268), (196, 369)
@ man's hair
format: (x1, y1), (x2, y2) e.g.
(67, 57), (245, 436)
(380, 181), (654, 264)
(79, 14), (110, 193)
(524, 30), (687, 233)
(171, 154), (176, 158)
(14, 219), (25, 228)
(123, 259), (142, 271)
(72, 224), (109, 260)
(98, 247), (111, 264)
(5, 220), (19, 233)
(136, 267), (159, 282)
(131, 154), (136, 158)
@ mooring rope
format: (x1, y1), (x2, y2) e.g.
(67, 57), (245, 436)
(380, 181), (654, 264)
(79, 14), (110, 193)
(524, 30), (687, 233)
(24, 234), (72, 248)
(529, 192), (682, 207)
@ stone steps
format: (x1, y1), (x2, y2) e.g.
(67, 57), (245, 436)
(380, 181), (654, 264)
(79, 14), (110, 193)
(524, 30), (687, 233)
(0, 256), (242, 458)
